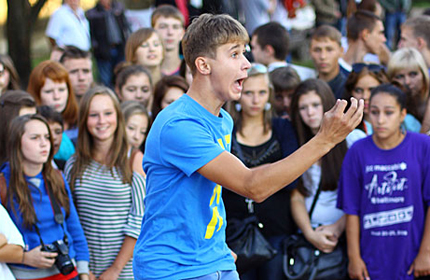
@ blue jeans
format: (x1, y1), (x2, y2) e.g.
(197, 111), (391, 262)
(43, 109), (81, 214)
(185, 270), (240, 280)
(384, 11), (406, 50)
(96, 45), (124, 87)
(240, 235), (288, 280)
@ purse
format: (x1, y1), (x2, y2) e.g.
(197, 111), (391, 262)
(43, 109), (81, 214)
(226, 216), (277, 274)
(283, 185), (348, 280)
(225, 137), (277, 274)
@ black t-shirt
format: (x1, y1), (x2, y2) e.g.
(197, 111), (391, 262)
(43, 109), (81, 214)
(223, 132), (297, 237)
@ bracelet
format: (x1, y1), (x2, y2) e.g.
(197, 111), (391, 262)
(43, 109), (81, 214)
(21, 250), (25, 264)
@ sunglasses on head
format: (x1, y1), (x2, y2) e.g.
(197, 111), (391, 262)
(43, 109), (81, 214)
(352, 63), (383, 73)
(248, 63), (268, 75)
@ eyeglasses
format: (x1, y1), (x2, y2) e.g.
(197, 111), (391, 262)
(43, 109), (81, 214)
(248, 63), (268, 75)
(352, 63), (383, 73)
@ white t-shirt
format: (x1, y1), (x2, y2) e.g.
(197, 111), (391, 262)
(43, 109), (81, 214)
(303, 164), (345, 227)
(45, 4), (91, 51)
(0, 205), (24, 280)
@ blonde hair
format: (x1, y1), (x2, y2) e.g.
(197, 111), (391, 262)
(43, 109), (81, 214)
(387, 47), (429, 101)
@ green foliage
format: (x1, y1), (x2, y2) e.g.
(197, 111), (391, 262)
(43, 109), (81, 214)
(411, 0), (430, 8)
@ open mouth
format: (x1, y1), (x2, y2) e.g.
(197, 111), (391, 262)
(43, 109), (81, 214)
(236, 78), (244, 87)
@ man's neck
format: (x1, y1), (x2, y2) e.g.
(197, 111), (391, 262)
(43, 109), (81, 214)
(266, 57), (285, 66)
(319, 66), (340, 82)
(101, 2), (111, 10)
(65, 3), (78, 13)
(147, 65), (162, 86)
(344, 40), (367, 65)
(187, 76), (224, 117)
(422, 49), (430, 70)
(161, 50), (182, 75)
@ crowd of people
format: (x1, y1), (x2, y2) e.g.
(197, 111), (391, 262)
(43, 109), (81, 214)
(1, 0), (430, 280)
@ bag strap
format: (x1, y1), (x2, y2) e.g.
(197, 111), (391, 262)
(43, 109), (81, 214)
(232, 136), (257, 214)
(283, 236), (315, 279)
(232, 134), (245, 162)
(29, 171), (68, 247)
(45, 176), (64, 226)
(308, 183), (322, 219)
(0, 173), (7, 207)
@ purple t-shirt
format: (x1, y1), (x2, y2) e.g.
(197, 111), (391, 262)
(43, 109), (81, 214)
(337, 133), (430, 280)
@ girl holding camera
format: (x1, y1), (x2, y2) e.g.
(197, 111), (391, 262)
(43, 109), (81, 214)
(0, 114), (89, 280)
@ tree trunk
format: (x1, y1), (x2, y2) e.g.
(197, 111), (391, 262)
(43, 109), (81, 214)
(6, 0), (47, 88)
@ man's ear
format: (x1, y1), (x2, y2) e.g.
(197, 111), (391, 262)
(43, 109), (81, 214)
(417, 37), (427, 50)
(264, 45), (275, 57)
(361, 29), (370, 41)
(195, 57), (211, 75)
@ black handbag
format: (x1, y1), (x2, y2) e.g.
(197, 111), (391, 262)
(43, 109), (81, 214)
(226, 215), (277, 274)
(283, 185), (348, 280)
(225, 137), (277, 274)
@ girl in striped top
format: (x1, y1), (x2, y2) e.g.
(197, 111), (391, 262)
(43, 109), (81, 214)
(65, 86), (145, 279)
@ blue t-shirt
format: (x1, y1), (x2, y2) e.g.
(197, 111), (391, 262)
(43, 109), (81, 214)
(337, 133), (430, 280)
(133, 94), (236, 280)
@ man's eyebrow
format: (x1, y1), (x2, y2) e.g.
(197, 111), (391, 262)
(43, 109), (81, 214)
(229, 44), (241, 51)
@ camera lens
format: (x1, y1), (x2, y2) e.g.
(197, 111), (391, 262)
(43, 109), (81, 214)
(55, 254), (75, 275)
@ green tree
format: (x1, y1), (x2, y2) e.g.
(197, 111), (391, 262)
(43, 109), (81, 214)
(6, 0), (47, 87)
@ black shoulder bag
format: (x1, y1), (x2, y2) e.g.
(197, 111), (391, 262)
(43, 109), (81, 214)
(282, 184), (348, 280)
(225, 137), (277, 274)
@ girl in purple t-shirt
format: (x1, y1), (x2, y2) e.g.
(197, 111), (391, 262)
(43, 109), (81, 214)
(338, 84), (430, 280)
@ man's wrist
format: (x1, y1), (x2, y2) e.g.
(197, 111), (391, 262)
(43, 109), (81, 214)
(311, 133), (335, 155)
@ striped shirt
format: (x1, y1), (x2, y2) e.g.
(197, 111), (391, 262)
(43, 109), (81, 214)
(65, 157), (145, 279)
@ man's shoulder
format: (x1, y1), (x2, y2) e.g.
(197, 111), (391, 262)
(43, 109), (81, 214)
(50, 4), (72, 19)
(347, 135), (373, 153)
(290, 64), (316, 80)
(150, 97), (201, 134)
(86, 4), (104, 18)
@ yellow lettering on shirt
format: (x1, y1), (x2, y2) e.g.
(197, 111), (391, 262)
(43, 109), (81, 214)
(204, 134), (230, 239)
(205, 184), (223, 239)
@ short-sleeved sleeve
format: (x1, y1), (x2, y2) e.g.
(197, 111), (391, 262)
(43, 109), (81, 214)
(159, 119), (227, 177)
(420, 137), (430, 206)
(0, 205), (24, 247)
(124, 172), (146, 239)
(337, 146), (362, 215)
(62, 173), (90, 274)
(45, 10), (62, 40)
(64, 156), (75, 185)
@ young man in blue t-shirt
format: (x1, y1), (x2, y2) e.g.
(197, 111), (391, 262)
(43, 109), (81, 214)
(133, 13), (364, 280)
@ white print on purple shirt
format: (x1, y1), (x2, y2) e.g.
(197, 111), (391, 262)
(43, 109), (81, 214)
(365, 162), (408, 173)
(370, 230), (408, 237)
(363, 205), (413, 229)
(364, 171), (408, 200)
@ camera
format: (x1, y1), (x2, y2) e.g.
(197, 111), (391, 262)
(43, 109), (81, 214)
(42, 240), (75, 275)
